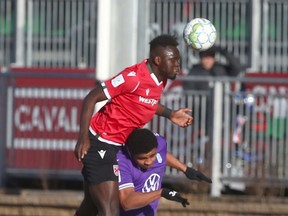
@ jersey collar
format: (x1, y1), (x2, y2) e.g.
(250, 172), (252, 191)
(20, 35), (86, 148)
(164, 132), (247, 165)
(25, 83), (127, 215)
(147, 61), (163, 86)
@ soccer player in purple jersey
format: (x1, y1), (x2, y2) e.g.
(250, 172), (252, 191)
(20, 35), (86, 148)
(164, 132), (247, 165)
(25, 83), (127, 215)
(117, 128), (212, 216)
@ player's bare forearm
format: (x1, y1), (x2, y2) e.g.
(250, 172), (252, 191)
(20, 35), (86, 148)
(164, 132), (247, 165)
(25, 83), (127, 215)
(74, 85), (108, 161)
(156, 103), (172, 118)
(166, 152), (187, 173)
(78, 96), (96, 136)
(119, 188), (162, 211)
(74, 96), (95, 161)
(156, 104), (193, 127)
(166, 151), (212, 183)
(78, 86), (106, 135)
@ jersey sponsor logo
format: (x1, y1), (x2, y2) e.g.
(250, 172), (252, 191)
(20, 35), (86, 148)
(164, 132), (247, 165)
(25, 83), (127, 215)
(111, 74), (124, 87)
(113, 165), (119, 176)
(98, 150), (106, 159)
(138, 96), (158, 106)
(142, 173), (161, 193)
(127, 71), (136, 76)
(146, 89), (150, 96)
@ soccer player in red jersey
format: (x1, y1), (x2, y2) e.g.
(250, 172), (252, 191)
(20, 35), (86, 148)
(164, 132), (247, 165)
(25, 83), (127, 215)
(74, 34), (193, 216)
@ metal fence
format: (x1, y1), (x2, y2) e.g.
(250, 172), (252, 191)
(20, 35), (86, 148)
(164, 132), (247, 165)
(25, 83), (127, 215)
(150, 75), (288, 195)
(1, 71), (288, 195)
(0, 0), (97, 68)
(0, 0), (288, 73)
(0, 0), (288, 195)
(148, 0), (288, 73)
(0, 0), (288, 72)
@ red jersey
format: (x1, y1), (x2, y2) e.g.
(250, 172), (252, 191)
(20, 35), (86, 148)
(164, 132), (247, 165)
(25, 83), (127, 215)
(90, 60), (166, 145)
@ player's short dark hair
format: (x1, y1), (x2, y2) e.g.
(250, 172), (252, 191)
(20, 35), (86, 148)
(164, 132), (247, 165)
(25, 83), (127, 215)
(125, 128), (158, 155)
(149, 34), (179, 51)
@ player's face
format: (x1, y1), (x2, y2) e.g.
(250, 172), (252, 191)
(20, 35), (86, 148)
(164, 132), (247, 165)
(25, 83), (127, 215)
(158, 46), (181, 80)
(133, 148), (157, 170)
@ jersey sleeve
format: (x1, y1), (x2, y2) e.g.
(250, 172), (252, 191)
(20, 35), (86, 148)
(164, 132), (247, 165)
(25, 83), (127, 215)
(101, 69), (140, 100)
(155, 133), (168, 153)
(117, 150), (135, 190)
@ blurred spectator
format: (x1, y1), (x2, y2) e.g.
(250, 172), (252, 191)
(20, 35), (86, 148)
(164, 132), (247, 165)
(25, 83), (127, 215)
(183, 46), (243, 91)
(182, 46), (244, 160)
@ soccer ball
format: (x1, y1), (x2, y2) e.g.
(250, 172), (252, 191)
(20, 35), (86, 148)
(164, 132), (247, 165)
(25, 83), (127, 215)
(183, 18), (217, 51)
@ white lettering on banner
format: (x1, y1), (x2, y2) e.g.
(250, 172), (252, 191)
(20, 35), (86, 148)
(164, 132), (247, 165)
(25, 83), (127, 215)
(14, 105), (30, 130)
(43, 106), (59, 130)
(138, 96), (158, 106)
(14, 105), (79, 132)
(31, 106), (44, 131)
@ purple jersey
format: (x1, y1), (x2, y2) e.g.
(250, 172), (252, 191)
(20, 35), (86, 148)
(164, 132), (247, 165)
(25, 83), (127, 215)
(117, 133), (167, 216)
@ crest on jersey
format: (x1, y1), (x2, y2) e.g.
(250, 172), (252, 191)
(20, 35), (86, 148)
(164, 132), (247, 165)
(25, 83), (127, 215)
(113, 165), (119, 176)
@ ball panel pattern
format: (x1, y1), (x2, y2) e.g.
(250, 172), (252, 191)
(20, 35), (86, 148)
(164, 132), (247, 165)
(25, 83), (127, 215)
(183, 18), (217, 51)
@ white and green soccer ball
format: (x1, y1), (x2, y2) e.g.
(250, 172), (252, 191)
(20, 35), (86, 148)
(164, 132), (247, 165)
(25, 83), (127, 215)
(183, 18), (217, 51)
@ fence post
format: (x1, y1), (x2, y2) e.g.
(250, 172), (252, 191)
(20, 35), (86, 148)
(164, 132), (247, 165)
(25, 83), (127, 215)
(0, 73), (8, 187)
(211, 82), (223, 197)
(15, 0), (26, 66)
(250, 0), (261, 71)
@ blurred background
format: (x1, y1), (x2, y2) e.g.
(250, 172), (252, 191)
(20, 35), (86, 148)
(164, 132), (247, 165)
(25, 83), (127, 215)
(0, 0), (288, 215)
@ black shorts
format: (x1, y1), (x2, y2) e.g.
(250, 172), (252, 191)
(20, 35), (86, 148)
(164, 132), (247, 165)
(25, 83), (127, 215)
(82, 133), (121, 185)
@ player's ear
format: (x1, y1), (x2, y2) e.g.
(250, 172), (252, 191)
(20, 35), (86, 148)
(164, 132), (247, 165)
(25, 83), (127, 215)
(154, 56), (161, 65)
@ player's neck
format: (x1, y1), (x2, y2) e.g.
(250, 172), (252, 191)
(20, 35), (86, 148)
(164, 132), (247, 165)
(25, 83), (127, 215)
(147, 61), (163, 82)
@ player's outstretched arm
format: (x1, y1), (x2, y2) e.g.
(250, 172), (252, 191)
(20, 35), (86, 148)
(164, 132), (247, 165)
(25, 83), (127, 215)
(156, 103), (193, 127)
(166, 152), (212, 183)
(74, 84), (108, 161)
(184, 167), (212, 183)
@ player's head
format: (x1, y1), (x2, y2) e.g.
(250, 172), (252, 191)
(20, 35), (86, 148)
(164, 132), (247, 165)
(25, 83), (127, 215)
(149, 34), (181, 81)
(125, 128), (158, 170)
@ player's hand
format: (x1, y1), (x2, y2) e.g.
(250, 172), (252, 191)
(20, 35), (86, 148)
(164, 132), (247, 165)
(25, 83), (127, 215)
(170, 108), (193, 128)
(161, 188), (190, 207)
(185, 167), (212, 183)
(74, 136), (91, 161)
